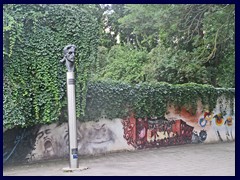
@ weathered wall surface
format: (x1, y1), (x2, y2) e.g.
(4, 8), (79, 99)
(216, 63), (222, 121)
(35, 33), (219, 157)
(3, 96), (234, 163)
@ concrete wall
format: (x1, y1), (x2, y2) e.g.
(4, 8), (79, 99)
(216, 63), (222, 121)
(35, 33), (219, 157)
(3, 96), (235, 163)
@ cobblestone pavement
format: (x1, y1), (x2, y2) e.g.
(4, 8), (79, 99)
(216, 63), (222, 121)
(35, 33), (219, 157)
(3, 142), (235, 176)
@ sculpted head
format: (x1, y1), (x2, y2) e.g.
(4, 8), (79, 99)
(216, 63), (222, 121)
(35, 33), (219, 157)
(64, 44), (76, 63)
(60, 44), (77, 72)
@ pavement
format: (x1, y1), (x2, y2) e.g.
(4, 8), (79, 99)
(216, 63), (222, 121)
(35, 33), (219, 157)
(3, 141), (235, 176)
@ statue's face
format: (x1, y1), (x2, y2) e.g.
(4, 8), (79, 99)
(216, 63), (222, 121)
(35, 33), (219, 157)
(66, 47), (75, 62)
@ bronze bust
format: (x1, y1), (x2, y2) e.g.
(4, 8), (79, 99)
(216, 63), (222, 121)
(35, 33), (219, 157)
(60, 44), (76, 72)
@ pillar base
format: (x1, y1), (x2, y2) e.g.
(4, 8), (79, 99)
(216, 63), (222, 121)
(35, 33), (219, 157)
(62, 166), (89, 172)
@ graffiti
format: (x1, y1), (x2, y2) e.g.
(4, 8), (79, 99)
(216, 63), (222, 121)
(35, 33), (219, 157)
(198, 111), (235, 142)
(2, 120), (118, 163)
(122, 115), (137, 147)
(135, 118), (148, 148)
(225, 116), (234, 141)
(198, 111), (213, 128)
(77, 122), (116, 155)
(199, 118), (207, 128)
(26, 124), (68, 161)
(213, 114), (224, 141)
(177, 107), (203, 123)
(199, 130), (207, 141)
(192, 130), (207, 143)
(214, 114), (224, 126)
(27, 121), (117, 159)
(122, 117), (195, 149)
(36, 129), (54, 156)
(28, 122), (117, 158)
(225, 116), (233, 127)
(3, 109), (235, 163)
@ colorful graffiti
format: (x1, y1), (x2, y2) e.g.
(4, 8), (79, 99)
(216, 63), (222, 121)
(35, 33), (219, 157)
(3, 109), (235, 163)
(214, 114), (224, 126)
(199, 111), (213, 128)
(123, 110), (235, 149)
(198, 111), (234, 142)
(122, 116), (196, 149)
(225, 116), (234, 140)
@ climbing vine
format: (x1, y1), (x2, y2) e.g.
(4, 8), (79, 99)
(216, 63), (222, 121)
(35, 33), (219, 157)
(3, 4), (99, 129)
(3, 5), (235, 130)
(82, 80), (235, 121)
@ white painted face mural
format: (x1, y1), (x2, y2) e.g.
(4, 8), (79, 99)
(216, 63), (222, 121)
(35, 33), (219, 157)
(27, 124), (68, 160)
(26, 120), (117, 160)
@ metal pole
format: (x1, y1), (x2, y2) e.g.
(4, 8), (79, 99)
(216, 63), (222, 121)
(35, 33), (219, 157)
(67, 72), (79, 168)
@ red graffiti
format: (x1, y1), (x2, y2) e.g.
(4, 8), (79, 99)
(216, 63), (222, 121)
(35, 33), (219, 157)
(135, 118), (148, 148)
(122, 114), (137, 147)
(122, 116), (194, 149)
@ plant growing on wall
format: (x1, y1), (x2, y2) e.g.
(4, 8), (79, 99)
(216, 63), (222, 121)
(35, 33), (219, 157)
(3, 4), (99, 129)
(82, 80), (235, 121)
(3, 4), (235, 130)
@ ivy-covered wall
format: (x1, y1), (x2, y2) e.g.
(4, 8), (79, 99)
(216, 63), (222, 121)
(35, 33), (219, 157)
(3, 5), (235, 132)
(3, 93), (235, 164)
(83, 81), (235, 121)
(3, 4), (99, 129)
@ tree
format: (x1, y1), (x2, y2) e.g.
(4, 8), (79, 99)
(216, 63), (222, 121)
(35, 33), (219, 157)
(99, 4), (127, 49)
(156, 4), (235, 87)
(114, 4), (235, 87)
(118, 4), (161, 51)
(94, 45), (148, 84)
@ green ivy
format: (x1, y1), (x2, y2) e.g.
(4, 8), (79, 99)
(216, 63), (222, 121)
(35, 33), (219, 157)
(82, 80), (235, 121)
(3, 5), (235, 130)
(3, 4), (99, 129)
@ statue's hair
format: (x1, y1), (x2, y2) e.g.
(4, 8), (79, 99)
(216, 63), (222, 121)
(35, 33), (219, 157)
(63, 44), (76, 55)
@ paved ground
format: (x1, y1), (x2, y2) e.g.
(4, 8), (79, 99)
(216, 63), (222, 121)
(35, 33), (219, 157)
(3, 142), (235, 176)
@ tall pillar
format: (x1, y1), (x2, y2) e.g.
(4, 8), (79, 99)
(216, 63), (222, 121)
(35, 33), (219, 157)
(67, 72), (78, 168)
(61, 44), (88, 172)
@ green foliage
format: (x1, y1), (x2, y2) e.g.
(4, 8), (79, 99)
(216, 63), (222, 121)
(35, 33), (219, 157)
(82, 80), (235, 121)
(103, 4), (235, 87)
(157, 4), (235, 87)
(145, 44), (210, 84)
(3, 4), (235, 130)
(94, 45), (148, 84)
(83, 80), (132, 120)
(118, 4), (161, 51)
(99, 4), (127, 49)
(3, 4), (99, 129)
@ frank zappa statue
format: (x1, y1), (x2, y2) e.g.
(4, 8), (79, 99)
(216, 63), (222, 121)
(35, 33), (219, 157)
(60, 44), (76, 72)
